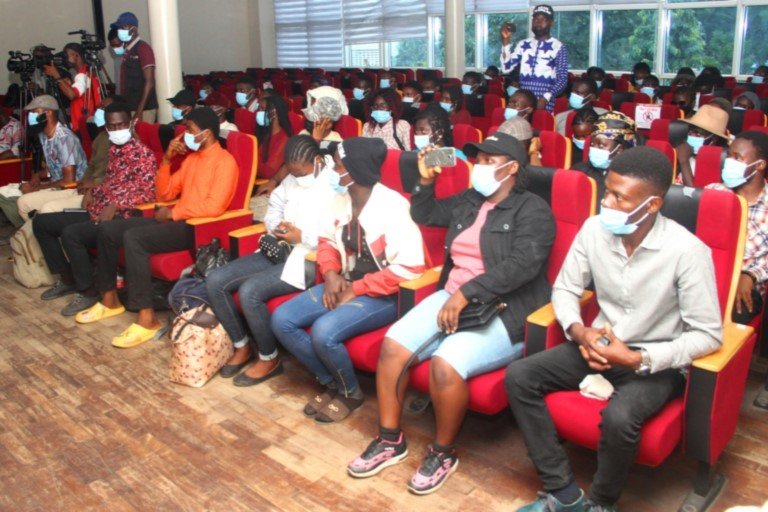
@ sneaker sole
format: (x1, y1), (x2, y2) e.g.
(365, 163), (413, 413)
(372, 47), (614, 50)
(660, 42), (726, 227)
(347, 449), (409, 479)
(41, 290), (76, 301)
(407, 458), (459, 496)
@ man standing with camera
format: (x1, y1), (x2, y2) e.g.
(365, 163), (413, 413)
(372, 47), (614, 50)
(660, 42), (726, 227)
(43, 43), (101, 133)
(111, 12), (157, 122)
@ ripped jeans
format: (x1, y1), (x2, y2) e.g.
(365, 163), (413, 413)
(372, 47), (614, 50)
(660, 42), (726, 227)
(270, 283), (397, 396)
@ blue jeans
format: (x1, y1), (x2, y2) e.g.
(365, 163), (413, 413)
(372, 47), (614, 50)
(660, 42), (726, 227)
(205, 252), (298, 357)
(271, 283), (397, 395)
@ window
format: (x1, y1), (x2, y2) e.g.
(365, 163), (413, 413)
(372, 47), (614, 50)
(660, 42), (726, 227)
(346, 43), (381, 68)
(552, 10), (590, 70)
(389, 39), (428, 68)
(666, 7), (737, 74)
(482, 12), (529, 69)
(740, 5), (768, 75)
(432, 16), (445, 68)
(465, 14), (476, 68)
(598, 9), (657, 72)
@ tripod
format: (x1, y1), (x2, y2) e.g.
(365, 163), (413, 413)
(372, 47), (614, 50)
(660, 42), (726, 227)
(44, 74), (71, 128)
(16, 74), (39, 182)
(82, 51), (113, 120)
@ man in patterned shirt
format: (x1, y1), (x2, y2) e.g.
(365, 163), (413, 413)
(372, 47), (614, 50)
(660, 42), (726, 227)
(500, 4), (569, 113)
(0, 110), (22, 159)
(33, 102), (157, 317)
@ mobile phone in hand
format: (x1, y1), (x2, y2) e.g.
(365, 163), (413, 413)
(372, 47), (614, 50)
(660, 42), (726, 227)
(274, 227), (288, 235)
(597, 336), (611, 347)
(424, 147), (457, 168)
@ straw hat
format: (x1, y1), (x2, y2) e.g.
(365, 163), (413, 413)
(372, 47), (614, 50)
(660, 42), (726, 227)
(682, 104), (729, 140)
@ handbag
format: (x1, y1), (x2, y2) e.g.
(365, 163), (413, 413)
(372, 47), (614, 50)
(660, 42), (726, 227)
(259, 234), (292, 264)
(193, 237), (230, 278)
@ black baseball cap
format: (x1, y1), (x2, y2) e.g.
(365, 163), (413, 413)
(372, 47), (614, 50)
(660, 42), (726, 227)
(463, 132), (527, 164)
(532, 4), (554, 19)
(168, 90), (197, 107)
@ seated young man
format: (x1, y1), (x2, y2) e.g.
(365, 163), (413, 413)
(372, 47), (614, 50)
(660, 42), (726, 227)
(33, 101), (157, 316)
(75, 107), (238, 348)
(506, 146), (722, 512)
(554, 78), (606, 135)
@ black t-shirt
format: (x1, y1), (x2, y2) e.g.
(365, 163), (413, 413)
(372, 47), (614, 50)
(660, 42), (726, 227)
(343, 220), (378, 280)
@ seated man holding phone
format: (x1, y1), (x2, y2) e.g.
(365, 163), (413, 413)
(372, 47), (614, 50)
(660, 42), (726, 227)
(505, 147), (722, 512)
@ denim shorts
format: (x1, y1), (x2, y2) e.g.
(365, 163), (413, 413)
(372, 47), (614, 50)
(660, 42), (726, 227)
(386, 289), (523, 379)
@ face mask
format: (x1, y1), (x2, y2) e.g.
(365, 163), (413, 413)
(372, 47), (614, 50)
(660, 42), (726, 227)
(687, 135), (709, 155)
(256, 111), (269, 127)
(599, 195), (656, 236)
(640, 86), (656, 97)
(353, 88), (365, 101)
(504, 107), (519, 120)
(506, 85), (518, 97)
(108, 128), (132, 146)
(199, 89), (208, 100)
(572, 137), (585, 150)
(113, 46), (125, 56)
(471, 162), (512, 197)
(379, 79), (391, 88)
(589, 145), (618, 170)
(414, 134), (431, 150)
(733, 106), (746, 111)
(753, 76), (765, 84)
(402, 96), (415, 104)
(328, 170), (350, 194)
(117, 29), (132, 42)
(371, 110), (392, 124)
(569, 92), (586, 110)
(461, 84), (473, 95)
(236, 91), (250, 107)
(440, 102), (453, 113)
(595, 80), (603, 89)
(171, 107), (186, 121)
(722, 157), (763, 189)
(93, 108), (106, 128)
(635, 78), (644, 86)
(184, 130), (206, 151)
(27, 112), (41, 126)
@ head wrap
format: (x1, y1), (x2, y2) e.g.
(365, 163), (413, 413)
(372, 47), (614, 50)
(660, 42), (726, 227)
(592, 111), (636, 147)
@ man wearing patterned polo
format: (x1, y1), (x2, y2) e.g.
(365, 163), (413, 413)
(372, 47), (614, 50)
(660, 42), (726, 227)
(500, 4), (569, 113)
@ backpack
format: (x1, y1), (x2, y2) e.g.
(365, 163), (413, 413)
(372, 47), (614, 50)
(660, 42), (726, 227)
(168, 274), (209, 313)
(9, 219), (55, 289)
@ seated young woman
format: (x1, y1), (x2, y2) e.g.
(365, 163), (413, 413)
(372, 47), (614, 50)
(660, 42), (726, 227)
(347, 132), (555, 496)
(270, 137), (426, 424)
(255, 94), (294, 180)
(439, 85), (473, 127)
(361, 88), (412, 151)
(205, 135), (336, 386)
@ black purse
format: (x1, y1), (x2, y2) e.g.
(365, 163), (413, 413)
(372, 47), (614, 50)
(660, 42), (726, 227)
(259, 234), (292, 264)
(193, 237), (230, 278)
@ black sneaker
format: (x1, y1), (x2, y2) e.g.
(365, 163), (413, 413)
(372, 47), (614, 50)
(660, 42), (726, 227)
(41, 280), (76, 301)
(61, 294), (99, 317)
(407, 446), (459, 495)
(347, 433), (408, 478)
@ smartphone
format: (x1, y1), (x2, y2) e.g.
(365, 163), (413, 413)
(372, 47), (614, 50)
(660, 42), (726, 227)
(424, 147), (457, 168)
(274, 227), (288, 235)
(597, 336), (611, 347)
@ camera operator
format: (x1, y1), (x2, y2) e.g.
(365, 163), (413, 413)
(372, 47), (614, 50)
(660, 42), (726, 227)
(43, 43), (101, 133)
(31, 45), (71, 98)
(111, 12), (157, 122)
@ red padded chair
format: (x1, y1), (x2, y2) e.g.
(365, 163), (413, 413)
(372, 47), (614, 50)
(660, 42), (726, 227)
(453, 124), (482, 151)
(287, 112), (305, 135)
(135, 121), (165, 163)
(136, 130), (258, 282)
(553, 97), (570, 115)
(743, 109), (767, 130)
(538, 131), (572, 169)
(234, 108), (256, 135)
(649, 118), (671, 142)
(0, 156), (33, 187)
(334, 115), (361, 139)
(531, 110), (555, 132)
(645, 139), (678, 181)
(525, 185), (754, 509)
(693, 145), (726, 188)
(747, 125), (768, 135)
(407, 168), (598, 414)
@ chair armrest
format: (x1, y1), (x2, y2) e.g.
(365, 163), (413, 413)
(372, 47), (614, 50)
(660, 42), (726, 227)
(398, 266), (443, 317)
(61, 182), (77, 189)
(524, 291), (595, 356)
(255, 178), (269, 186)
(184, 209), (253, 249)
(228, 223), (265, 259)
(685, 323), (757, 466)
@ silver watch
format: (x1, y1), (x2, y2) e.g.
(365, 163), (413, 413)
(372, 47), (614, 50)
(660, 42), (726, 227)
(635, 348), (651, 376)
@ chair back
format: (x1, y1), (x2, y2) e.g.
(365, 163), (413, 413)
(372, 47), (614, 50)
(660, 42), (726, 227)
(225, 131), (258, 210)
(538, 131), (572, 169)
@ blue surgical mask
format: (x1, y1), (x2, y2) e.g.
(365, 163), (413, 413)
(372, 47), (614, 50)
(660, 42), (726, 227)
(199, 89), (208, 100)
(572, 137), (585, 150)
(640, 86), (656, 97)
(328, 170), (350, 194)
(402, 96), (415, 104)
(599, 195), (656, 235)
(236, 91), (250, 107)
(504, 107), (519, 120)
(27, 112), (41, 126)
(461, 84), (473, 95)
(722, 157), (763, 189)
(753, 76), (764, 84)
(171, 107), (185, 121)
(93, 108), (106, 128)
(113, 46), (125, 56)
(117, 29), (132, 42)
(371, 110), (392, 124)
(733, 106), (746, 111)
(439, 101), (453, 113)
(184, 130), (205, 151)
(635, 78), (644, 86)
(353, 88), (365, 101)
(379, 78), (391, 88)
(687, 134), (709, 155)
(471, 162), (512, 197)
(569, 92), (586, 110)
(589, 145), (618, 170)
(595, 80), (603, 89)
(414, 134), (431, 150)
(506, 85), (518, 97)
(256, 110), (269, 127)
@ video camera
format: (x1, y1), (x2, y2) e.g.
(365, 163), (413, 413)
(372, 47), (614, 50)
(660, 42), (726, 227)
(68, 29), (105, 66)
(6, 51), (35, 76)
(30, 46), (66, 70)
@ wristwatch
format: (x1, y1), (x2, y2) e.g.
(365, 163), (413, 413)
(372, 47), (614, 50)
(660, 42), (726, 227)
(635, 348), (651, 376)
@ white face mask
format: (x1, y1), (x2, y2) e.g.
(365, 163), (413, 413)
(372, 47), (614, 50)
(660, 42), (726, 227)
(107, 128), (132, 146)
(471, 162), (512, 197)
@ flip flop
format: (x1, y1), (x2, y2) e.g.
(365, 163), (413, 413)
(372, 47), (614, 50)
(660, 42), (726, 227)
(75, 302), (126, 324)
(112, 323), (163, 348)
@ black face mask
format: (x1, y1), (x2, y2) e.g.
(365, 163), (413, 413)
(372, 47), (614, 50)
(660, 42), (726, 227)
(422, 92), (435, 103)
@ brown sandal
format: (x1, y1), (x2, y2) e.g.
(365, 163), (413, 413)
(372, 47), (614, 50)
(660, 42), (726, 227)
(314, 395), (364, 424)
(303, 388), (337, 417)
